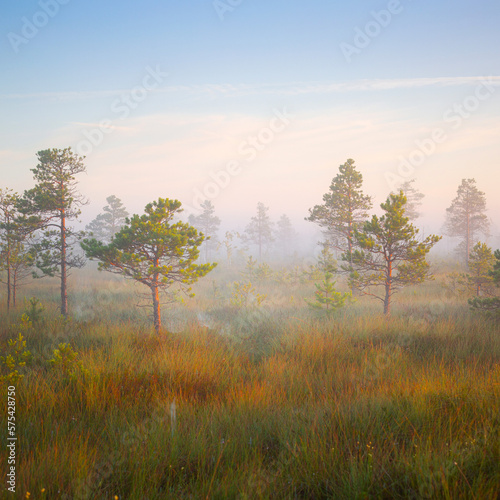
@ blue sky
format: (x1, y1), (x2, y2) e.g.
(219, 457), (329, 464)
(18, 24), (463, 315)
(1, 0), (499, 242)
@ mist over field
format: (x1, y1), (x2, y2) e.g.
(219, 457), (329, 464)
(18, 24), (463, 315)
(1, 1), (500, 499)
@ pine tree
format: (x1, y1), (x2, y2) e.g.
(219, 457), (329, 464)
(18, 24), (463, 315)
(244, 202), (274, 260)
(445, 179), (489, 267)
(82, 198), (216, 334)
(21, 148), (87, 317)
(0, 189), (35, 309)
(398, 179), (424, 220)
(306, 271), (351, 315)
(345, 191), (441, 315)
(469, 249), (500, 317)
(86, 195), (128, 243)
(468, 242), (496, 296)
(218, 231), (238, 267)
(306, 158), (372, 279)
(303, 243), (337, 281)
(275, 214), (297, 258)
(188, 200), (221, 262)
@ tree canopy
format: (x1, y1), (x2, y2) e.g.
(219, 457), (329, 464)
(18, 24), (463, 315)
(307, 159), (372, 289)
(345, 191), (441, 315)
(82, 198), (216, 333)
(86, 195), (129, 244)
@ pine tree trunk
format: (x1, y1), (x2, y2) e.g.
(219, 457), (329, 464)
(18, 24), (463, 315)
(60, 208), (68, 317)
(466, 212), (470, 268)
(152, 285), (161, 334)
(384, 261), (392, 315)
(12, 273), (17, 308)
(6, 253), (11, 312)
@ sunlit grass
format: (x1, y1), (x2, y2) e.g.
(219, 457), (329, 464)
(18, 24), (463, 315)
(0, 268), (499, 499)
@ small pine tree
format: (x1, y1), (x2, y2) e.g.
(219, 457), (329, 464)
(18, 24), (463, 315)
(469, 249), (500, 317)
(306, 271), (351, 315)
(468, 242), (496, 296)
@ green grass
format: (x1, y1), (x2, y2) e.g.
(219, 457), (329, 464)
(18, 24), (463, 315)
(0, 266), (499, 499)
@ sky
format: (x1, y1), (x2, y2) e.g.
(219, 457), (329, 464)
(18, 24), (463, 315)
(1, 0), (499, 245)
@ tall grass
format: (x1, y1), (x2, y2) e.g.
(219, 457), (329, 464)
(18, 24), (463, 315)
(0, 268), (499, 499)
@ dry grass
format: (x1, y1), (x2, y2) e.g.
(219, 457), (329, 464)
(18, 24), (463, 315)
(0, 266), (499, 499)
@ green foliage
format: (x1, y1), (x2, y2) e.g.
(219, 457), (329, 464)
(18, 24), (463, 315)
(468, 242), (496, 296)
(469, 248), (500, 318)
(306, 271), (351, 315)
(24, 296), (45, 325)
(303, 244), (338, 282)
(82, 198), (216, 333)
(255, 262), (273, 282)
(243, 258), (274, 281)
(82, 198), (215, 291)
(345, 191), (441, 314)
(468, 296), (500, 318)
(0, 329), (33, 384)
(49, 343), (87, 378)
(23, 148), (87, 279)
(0, 188), (37, 308)
(243, 256), (258, 279)
(230, 281), (267, 308)
(444, 271), (470, 298)
(307, 158), (372, 257)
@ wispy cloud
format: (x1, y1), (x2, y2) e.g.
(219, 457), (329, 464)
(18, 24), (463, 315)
(69, 121), (134, 131)
(2, 77), (500, 102)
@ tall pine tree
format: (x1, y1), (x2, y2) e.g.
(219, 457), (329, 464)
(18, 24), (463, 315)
(307, 158), (372, 279)
(445, 179), (489, 267)
(22, 148), (87, 317)
(86, 195), (128, 243)
(188, 200), (221, 262)
(244, 202), (274, 260)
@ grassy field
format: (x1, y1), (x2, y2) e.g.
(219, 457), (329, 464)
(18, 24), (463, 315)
(0, 262), (499, 499)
